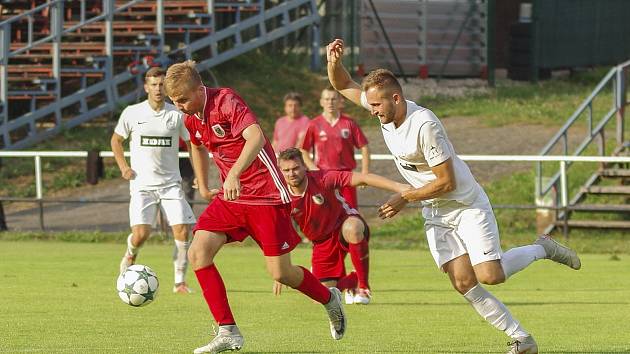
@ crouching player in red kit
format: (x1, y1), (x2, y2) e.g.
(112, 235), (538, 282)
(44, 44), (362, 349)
(274, 148), (410, 305)
(164, 61), (346, 354)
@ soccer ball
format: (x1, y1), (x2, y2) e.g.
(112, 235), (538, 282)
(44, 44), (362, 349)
(116, 264), (159, 307)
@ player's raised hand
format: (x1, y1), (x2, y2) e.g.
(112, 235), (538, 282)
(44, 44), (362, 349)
(378, 192), (408, 219)
(223, 173), (241, 201)
(326, 39), (344, 66)
(121, 167), (136, 180)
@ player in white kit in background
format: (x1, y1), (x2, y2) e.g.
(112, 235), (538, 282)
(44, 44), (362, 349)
(111, 67), (196, 294)
(326, 39), (582, 354)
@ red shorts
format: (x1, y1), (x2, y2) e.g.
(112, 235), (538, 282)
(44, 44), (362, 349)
(311, 216), (369, 281)
(194, 198), (301, 256)
(339, 185), (358, 209)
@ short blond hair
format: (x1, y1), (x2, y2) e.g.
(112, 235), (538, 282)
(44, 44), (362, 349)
(361, 69), (402, 93)
(144, 66), (165, 81)
(164, 60), (202, 97)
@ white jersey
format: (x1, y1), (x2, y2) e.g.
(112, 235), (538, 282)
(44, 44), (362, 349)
(361, 93), (482, 206)
(114, 101), (190, 192)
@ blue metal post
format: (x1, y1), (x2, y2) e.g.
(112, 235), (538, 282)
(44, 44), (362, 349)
(51, 1), (63, 126)
(157, 0), (165, 63)
(310, 1), (321, 72)
(616, 66), (626, 146)
(104, 0), (115, 106)
(0, 23), (10, 147)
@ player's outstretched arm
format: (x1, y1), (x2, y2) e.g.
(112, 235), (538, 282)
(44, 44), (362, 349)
(351, 172), (410, 193)
(378, 159), (456, 219)
(327, 39), (363, 108)
(223, 124), (266, 200)
(110, 133), (135, 180)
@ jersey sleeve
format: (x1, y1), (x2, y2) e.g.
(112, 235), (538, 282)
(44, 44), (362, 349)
(300, 121), (315, 151)
(114, 107), (132, 139)
(418, 119), (452, 167)
(219, 91), (258, 137)
(178, 113), (190, 142)
(185, 116), (201, 146)
(320, 170), (353, 189)
(350, 119), (369, 148)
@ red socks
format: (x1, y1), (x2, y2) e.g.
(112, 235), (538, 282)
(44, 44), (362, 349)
(294, 266), (332, 304)
(336, 271), (358, 291)
(349, 239), (370, 289)
(194, 264), (236, 325)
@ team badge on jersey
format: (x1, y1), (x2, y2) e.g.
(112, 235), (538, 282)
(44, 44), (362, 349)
(340, 128), (350, 139)
(212, 124), (226, 138)
(165, 117), (177, 130)
(311, 194), (325, 205)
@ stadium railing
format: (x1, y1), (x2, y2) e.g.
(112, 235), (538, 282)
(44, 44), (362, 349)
(1, 151), (629, 233)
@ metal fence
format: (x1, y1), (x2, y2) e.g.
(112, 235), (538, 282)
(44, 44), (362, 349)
(1, 151), (628, 233)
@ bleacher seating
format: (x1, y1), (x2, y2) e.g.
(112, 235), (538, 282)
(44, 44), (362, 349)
(2, 0), (252, 120)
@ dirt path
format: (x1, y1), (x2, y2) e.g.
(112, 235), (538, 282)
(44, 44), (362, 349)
(3, 117), (574, 232)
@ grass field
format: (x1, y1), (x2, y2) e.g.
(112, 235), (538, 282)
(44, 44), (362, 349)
(1, 241), (629, 353)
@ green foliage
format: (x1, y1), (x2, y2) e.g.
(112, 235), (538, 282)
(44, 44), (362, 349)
(423, 67), (614, 126)
(1, 242), (629, 353)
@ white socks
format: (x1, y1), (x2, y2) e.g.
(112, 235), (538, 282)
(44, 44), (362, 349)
(464, 284), (529, 339)
(126, 233), (139, 256)
(501, 245), (546, 279)
(173, 239), (190, 284)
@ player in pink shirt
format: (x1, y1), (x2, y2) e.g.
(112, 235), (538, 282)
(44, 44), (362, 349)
(164, 61), (347, 354)
(272, 92), (310, 153)
(300, 87), (370, 209)
(275, 148), (409, 305)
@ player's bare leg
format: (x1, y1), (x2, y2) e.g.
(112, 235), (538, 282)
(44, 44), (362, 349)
(189, 230), (243, 354)
(443, 254), (537, 353)
(171, 223), (192, 293)
(119, 224), (151, 274)
(341, 216), (371, 304)
(265, 253), (347, 340)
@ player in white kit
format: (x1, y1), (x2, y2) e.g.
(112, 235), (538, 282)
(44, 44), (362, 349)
(111, 67), (196, 294)
(326, 39), (581, 354)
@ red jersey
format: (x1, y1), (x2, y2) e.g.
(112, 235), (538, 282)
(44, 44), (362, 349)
(289, 170), (359, 242)
(185, 87), (291, 205)
(301, 114), (368, 171)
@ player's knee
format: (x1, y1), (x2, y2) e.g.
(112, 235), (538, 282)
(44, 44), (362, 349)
(187, 242), (214, 268)
(478, 272), (505, 285)
(453, 278), (477, 294)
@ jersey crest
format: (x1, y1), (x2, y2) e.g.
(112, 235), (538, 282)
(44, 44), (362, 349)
(340, 128), (350, 139)
(311, 193), (325, 205)
(212, 124), (226, 138)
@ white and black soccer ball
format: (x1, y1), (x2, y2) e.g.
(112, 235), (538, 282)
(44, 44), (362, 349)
(116, 265), (159, 307)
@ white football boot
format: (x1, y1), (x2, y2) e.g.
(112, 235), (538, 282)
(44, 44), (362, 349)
(506, 335), (538, 354)
(344, 290), (355, 304)
(324, 287), (347, 340)
(193, 325), (244, 354)
(353, 288), (371, 305)
(535, 235), (581, 270)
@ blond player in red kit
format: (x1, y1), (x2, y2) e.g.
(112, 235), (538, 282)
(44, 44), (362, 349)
(164, 61), (346, 354)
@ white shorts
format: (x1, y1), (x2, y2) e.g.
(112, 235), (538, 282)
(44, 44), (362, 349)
(422, 192), (502, 270)
(129, 184), (196, 227)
